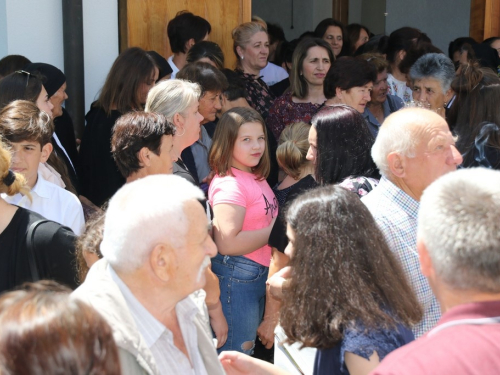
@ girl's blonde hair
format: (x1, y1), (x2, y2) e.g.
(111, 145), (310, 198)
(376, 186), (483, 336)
(276, 122), (311, 179)
(0, 138), (29, 197)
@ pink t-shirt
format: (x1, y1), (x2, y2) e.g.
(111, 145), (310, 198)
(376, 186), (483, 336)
(209, 168), (278, 267)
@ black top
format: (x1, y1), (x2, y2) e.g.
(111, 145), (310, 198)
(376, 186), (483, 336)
(0, 207), (78, 293)
(78, 105), (125, 207)
(268, 174), (318, 252)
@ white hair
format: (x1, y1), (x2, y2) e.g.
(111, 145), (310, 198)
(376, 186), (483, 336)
(145, 79), (201, 121)
(100, 174), (205, 272)
(371, 108), (441, 177)
(418, 168), (500, 292)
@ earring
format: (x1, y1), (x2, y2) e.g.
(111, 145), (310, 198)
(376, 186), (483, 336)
(176, 126), (186, 137)
(240, 55), (244, 60)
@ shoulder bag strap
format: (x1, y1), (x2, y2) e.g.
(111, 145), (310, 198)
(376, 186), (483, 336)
(25, 219), (51, 281)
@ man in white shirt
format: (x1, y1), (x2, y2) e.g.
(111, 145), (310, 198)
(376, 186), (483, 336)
(167, 12), (211, 79)
(73, 175), (225, 375)
(0, 100), (84, 235)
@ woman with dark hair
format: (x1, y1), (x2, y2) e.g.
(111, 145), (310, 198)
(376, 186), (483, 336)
(279, 185), (422, 374)
(267, 38), (333, 140)
(314, 18), (348, 58)
(324, 57), (377, 114)
(0, 283), (120, 374)
(386, 27), (429, 103)
(0, 70), (53, 116)
(187, 41), (225, 70)
(308, 105), (379, 194)
(347, 23), (370, 55)
(451, 64), (500, 169)
(483, 36), (500, 57)
(232, 22), (276, 119)
(359, 53), (404, 137)
(0, 54), (31, 79)
(78, 47), (158, 206)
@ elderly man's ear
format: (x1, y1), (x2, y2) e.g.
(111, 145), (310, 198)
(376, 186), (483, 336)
(149, 244), (177, 282)
(417, 239), (434, 279)
(138, 147), (152, 168)
(387, 152), (406, 178)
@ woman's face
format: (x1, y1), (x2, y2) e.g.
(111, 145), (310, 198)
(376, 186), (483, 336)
(138, 67), (159, 105)
(370, 70), (389, 105)
(337, 83), (373, 113)
(353, 28), (369, 52)
(301, 46), (331, 89)
(176, 101), (204, 151)
(50, 82), (68, 118)
(306, 125), (318, 165)
(284, 224), (295, 258)
(238, 31), (269, 72)
(323, 26), (343, 57)
(412, 77), (453, 115)
(36, 85), (54, 118)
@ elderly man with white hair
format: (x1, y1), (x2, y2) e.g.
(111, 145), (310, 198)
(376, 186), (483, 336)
(372, 168), (500, 374)
(362, 108), (463, 337)
(72, 175), (225, 375)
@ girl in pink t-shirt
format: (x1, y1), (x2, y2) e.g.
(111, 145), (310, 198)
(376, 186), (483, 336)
(208, 107), (278, 354)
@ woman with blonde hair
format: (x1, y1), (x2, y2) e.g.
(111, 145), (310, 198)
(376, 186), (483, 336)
(0, 137), (78, 293)
(233, 22), (276, 119)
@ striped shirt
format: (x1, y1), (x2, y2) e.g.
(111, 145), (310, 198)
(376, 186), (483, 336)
(109, 266), (208, 375)
(362, 177), (441, 337)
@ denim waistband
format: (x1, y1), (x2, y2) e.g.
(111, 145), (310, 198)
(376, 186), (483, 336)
(213, 253), (266, 268)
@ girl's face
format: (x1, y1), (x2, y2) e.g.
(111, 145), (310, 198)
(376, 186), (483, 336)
(231, 121), (266, 173)
(284, 224), (295, 258)
(306, 125), (318, 165)
(36, 86), (54, 118)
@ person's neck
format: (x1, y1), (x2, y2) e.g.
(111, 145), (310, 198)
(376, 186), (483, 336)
(172, 53), (187, 71)
(126, 169), (148, 184)
(117, 268), (180, 325)
(324, 97), (342, 106)
(279, 164), (314, 189)
(437, 286), (500, 314)
(0, 198), (18, 234)
(304, 85), (326, 104)
(387, 175), (422, 201)
(241, 63), (260, 76)
(390, 65), (406, 82)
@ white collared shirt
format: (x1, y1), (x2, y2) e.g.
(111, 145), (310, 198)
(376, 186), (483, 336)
(167, 56), (180, 79)
(260, 62), (289, 86)
(108, 266), (208, 375)
(3, 172), (84, 235)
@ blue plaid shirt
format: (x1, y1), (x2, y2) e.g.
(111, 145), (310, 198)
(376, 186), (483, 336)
(362, 177), (441, 337)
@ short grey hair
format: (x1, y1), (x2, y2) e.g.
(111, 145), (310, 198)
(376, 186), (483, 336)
(100, 174), (205, 272)
(409, 53), (455, 93)
(418, 168), (500, 293)
(145, 79), (201, 121)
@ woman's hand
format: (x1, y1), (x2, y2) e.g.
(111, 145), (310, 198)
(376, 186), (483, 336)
(266, 266), (291, 300)
(219, 351), (290, 375)
(208, 300), (228, 348)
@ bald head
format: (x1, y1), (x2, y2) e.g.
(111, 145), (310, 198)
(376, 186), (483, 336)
(371, 108), (462, 200)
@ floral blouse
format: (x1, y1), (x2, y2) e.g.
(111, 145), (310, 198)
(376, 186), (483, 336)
(235, 70), (275, 120)
(267, 92), (324, 140)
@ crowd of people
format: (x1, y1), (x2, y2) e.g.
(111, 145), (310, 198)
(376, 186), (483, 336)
(1, 9), (500, 375)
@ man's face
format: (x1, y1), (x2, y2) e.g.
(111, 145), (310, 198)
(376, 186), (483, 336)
(402, 116), (462, 200)
(148, 135), (177, 175)
(174, 200), (217, 294)
(9, 140), (52, 188)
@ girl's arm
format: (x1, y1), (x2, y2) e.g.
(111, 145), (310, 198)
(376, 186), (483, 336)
(344, 351), (380, 375)
(213, 203), (276, 256)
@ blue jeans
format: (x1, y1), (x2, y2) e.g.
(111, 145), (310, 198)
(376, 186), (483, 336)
(211, 253), (268, 355)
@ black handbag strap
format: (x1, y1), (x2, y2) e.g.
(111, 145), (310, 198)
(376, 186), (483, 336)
(25, 219), (51, 281)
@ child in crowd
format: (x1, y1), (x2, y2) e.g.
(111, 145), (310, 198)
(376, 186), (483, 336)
(0, 100), (84, 235)
(208, 107), (278, 354)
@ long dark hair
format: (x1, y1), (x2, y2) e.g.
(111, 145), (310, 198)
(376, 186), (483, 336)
(313, 18), (349, 56)
(0, 70), (44, 109)
(280, 186), (422, 348)
(312, 105), (378, 184)
(97, 47), (156, 115)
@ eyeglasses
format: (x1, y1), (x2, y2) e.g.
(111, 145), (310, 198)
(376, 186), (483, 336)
(15, 70), (33, 88)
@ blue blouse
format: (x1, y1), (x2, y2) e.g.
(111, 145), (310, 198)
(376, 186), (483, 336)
(313, 320), (414, 375)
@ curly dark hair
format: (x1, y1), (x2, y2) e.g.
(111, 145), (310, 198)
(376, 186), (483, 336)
(280, 185), (423, 349)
